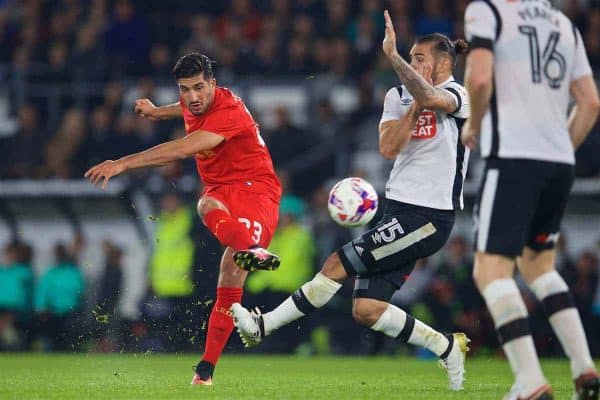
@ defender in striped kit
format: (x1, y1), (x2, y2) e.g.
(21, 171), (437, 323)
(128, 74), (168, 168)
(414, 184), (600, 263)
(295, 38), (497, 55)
(462, 1), (600, 399)
(232, 11), (471, 391)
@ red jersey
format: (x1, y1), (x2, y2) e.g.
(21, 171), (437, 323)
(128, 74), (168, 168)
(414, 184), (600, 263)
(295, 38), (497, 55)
(180, 87), (281, 203)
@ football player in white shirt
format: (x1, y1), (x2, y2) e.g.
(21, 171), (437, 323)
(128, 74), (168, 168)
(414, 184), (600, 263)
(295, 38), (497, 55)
(231, 11), (472, 391)
(462, 1), (600, 399)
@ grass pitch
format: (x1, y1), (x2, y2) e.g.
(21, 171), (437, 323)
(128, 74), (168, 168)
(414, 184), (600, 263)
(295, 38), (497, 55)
(0, 353), (593, 399)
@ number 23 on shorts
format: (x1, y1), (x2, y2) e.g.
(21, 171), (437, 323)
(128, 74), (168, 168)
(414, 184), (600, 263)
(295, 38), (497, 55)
(238, 218), (263, 244)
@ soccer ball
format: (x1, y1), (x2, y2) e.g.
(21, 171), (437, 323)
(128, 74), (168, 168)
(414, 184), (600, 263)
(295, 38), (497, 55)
(327, 177), (378, 227)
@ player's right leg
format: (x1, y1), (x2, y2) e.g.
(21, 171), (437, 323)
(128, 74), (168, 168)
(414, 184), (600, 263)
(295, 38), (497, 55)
(520, 248), (598, 400)
(199, 196), (280, 271)
(351, 284), (469, 390)
(233, 200), (456, 347)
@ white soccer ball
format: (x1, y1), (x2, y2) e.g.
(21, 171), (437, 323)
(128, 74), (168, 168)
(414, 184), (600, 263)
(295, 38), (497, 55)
(327, 177), (378, 227)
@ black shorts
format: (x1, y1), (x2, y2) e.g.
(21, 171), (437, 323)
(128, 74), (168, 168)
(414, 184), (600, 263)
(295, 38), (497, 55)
(474, 158), (574, 258)
(337, 200), (455, 302)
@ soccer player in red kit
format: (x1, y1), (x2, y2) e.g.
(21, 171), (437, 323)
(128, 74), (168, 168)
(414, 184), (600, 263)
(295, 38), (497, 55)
(85, 53), (282, 385)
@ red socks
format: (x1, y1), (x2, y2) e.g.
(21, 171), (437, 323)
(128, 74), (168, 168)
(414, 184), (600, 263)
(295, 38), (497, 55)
(202, 287), (244, 366)
(204, 209), (255, 251)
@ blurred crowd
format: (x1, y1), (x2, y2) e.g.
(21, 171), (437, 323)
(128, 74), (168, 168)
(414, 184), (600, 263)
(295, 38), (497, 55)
(1, 0), (600, 186)
(1, 192), (599, 357)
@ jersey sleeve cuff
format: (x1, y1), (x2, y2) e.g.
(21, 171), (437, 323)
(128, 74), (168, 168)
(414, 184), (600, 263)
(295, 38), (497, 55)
(443, 87), (462, 114)
(469, 36), (494, 51)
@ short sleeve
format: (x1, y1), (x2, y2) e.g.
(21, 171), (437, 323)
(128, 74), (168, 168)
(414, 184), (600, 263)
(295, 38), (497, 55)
(443, 82), (470, 119)
(379, 87), (405, 125)
(202, 106), (245, 140)
(465, 1), (499, 50)
(571, 28), (593, 82)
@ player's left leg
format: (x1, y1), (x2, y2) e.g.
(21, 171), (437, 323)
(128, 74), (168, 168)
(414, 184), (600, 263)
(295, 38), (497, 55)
(192, 247), (247, 385)
(193, 190), (281, 385)
(351, 278), (469, 390)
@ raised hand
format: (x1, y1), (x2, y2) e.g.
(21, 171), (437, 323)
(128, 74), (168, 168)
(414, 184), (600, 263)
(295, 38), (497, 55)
(135, 99), (159, 120)
(382, 10), (398, 58)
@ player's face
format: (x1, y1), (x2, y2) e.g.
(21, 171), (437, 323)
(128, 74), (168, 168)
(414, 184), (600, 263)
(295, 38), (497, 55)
(410, 42), (436, 78)
(177, 73), (216, 116)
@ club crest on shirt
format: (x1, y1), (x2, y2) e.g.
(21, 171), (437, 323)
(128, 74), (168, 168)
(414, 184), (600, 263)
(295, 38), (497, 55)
(412, 111), (437, 139)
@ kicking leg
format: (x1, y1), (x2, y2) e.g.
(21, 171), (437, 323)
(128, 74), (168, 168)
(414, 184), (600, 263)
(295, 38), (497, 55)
(231, 252), (344, 347)
(200, 196), (280, 271)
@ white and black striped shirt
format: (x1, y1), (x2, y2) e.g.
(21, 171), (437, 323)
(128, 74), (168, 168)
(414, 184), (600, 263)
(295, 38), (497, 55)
(380, 77), (471, 211)
(465, 0), (593, 165)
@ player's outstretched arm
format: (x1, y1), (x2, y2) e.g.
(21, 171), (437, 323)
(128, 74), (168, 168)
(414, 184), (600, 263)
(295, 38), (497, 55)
(379, 102), (422, 160)
(382, 10), (457, 113)
(84, 130), (224, 188)
(135, 99), (182, 120)
(461, 48), (494, 149)
(568, 75), (600, 149)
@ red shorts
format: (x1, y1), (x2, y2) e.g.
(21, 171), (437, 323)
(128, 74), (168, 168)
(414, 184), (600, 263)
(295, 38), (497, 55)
(204, 186), (280, 248)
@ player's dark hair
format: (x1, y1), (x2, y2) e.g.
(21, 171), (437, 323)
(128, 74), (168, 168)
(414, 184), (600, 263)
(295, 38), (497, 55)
(416, 33), (469, 68)
(172, 52), (214, 80)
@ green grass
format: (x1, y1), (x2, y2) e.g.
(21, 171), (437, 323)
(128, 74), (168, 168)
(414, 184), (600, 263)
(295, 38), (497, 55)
(0, 354), (594, 399)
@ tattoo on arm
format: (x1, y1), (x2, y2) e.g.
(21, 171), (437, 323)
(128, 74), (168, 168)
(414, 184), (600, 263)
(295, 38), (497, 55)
(388, 53), (457, 112)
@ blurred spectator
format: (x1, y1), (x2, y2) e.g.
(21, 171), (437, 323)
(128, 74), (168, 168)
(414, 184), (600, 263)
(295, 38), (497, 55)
(35, 243), (85, 351)
(320, 0), (349, 37)
(181, 15), (218, 57)
(429, 237), (488, 349)
(556, 234), (577, 286)
(44, 107), (87, 178)
(349, 14), (380, 74)
(572, 251), (599, 324)
(247, 34), (282, 75)
(245, 194), (316, 352)
(103, 81), (125, 114)
(286, 37), (312, 76)
(72, 24), (108, 82)
(214, 0), (262, 45)
(0, 241), (34, 351)
(143, 193), (196, 351)
(93, 241), (124, 352)
(45, 41), (71, 84)
(246, 194), (315, 295)
(264, 106), (313, 170)
(0, 103), (47, 179)
(416, 0), (453, 37)
(148, 43), (172, 82)
(81, 105), (116, 167)
(105, 0), (151, 76)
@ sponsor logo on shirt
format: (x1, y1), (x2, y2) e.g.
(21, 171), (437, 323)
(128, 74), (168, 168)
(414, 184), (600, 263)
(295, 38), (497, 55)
(412, 111), (437, 139)
(196, 150), (217, 160)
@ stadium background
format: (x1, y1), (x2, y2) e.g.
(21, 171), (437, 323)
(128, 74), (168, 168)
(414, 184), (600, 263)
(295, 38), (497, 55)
(0, 0), (598, 359)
